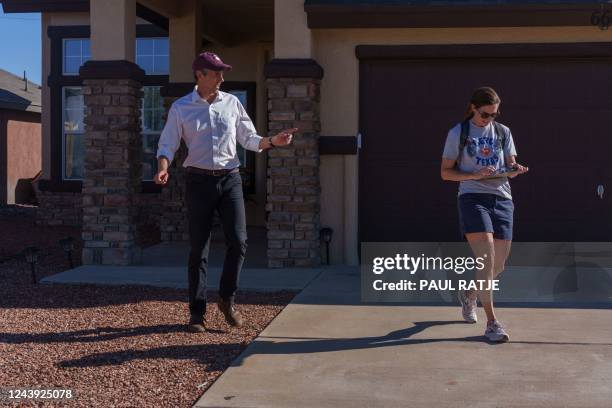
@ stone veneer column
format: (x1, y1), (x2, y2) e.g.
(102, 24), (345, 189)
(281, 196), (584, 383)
(79, 60), (145, 265)
(264, 59), (324, 268)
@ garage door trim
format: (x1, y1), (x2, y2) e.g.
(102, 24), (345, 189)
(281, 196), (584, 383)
(356, 43), (612, 61)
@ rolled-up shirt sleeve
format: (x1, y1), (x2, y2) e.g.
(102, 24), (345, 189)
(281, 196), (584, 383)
(235, 99), (263, 152)
(156, 104), (182, 164)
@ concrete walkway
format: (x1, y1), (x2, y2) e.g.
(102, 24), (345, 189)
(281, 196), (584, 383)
(40, 238), (320, 292)
(40, 265), (321, 292)
(195, 267), (612, 408)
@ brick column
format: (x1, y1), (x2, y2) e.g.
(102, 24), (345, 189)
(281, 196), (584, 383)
(79, 60), (145, 265)
(264, 59), (324, 268)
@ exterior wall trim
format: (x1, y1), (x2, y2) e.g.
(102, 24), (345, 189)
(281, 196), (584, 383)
(306, 3), (607, 29)
(79, 60), (146, 81)
(264, 59), (324, 80)
(1, 0), (169, 31)
(319, 136), (358, 155)
(1, 0), (89, 13)
(356, 42), (612, 61)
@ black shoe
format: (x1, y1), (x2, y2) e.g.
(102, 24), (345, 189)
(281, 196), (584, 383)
(218, 299), (243, 327)
(187, 316), (206, 333)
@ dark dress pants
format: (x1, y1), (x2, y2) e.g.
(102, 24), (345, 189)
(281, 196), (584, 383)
(185, 171), (247, 318)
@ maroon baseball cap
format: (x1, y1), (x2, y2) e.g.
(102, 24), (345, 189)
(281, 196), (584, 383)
(192, 51), (232, 72)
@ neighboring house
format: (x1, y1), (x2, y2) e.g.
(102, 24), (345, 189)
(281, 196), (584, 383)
(0, 69), (41, 205)
(1, 0), (611, 266)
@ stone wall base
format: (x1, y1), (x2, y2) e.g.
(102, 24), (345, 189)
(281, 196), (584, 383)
(34, 187), (82, 227)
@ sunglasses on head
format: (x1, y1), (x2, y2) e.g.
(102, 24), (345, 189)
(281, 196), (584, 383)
(476, 109), (500, 120)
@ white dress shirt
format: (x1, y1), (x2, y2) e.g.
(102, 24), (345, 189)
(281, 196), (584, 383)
(156, 87), (263, 170)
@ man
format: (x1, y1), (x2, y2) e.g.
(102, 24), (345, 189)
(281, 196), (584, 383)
(154, 51), (296, 333)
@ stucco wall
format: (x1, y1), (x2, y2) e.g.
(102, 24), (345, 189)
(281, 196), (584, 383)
(90, 0), (136, 61)
(275, 0), (311, 58)
(6, 113), (42, 204)
(312, 26), (612, 265)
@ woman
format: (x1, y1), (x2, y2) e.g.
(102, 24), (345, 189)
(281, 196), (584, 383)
(440, 87), (528, 342)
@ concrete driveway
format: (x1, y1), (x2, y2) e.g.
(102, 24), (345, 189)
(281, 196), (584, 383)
(195, 266), (612, 408)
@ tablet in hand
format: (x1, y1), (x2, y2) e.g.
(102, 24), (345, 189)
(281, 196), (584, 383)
(484, 167), (519, 179)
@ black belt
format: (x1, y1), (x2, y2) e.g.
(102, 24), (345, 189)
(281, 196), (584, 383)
(186, 167), (239, 176)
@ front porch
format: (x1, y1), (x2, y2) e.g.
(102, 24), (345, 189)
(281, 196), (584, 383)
(26, 0), (325, 268)
(41, 226), (323, 290)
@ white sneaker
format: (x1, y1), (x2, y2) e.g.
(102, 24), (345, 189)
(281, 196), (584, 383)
(458, 290), (477, 323)
(485, 320), (510, 342)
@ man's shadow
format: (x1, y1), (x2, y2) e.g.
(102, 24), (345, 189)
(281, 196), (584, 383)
(53, 320), (476, 369)
(0, 324), (225, 345)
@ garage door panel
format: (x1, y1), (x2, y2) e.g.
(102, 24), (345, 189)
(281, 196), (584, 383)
(506, 109), (611, 156)
(359, 57), (612, 242)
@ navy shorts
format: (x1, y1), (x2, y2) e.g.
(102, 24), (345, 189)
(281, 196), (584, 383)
(458, 193), (514, 240)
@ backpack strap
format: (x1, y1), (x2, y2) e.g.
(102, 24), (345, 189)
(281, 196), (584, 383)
(459, 119), (470, 153)
(493, 121), (506, 152)
(456, 119), (470, 165)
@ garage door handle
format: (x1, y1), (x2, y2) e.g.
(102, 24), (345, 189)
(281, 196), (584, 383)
(597, 185), (604, 199)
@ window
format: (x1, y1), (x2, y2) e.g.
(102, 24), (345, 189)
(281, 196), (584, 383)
(60, 86), (166, 181)
(48, 26), (170, 193)
(59, 36), (169, 182)
(63, 38), (170, 76)
(136, 38), (169, 75)
(62, 87), (85, 180)
(141, 86), (166, 180)
(63, 39), (91, 75)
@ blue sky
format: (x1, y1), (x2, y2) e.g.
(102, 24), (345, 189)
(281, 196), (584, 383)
(0, 5), (41, 84)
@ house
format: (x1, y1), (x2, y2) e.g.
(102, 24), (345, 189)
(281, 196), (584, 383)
(0, 69), (41, 205)
(1, 0), (611, 266)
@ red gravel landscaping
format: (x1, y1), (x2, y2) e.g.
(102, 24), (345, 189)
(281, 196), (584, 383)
(0, 207), (297, 407)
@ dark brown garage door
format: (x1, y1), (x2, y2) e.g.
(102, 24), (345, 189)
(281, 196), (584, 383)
(358, 44), (612, 242)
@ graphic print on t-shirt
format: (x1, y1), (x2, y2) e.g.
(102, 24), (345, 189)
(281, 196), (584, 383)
(468, 136), (503, 167)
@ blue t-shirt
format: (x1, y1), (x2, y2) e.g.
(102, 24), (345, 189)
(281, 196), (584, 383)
(442, 121), (517, 199)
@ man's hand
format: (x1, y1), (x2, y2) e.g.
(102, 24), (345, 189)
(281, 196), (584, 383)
(271, 128), (298, 147)
(154, 170), (169, 185)
(154, 156), (170, 185)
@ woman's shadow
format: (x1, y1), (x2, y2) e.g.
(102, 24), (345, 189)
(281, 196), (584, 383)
(244, 320), (482, 358)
